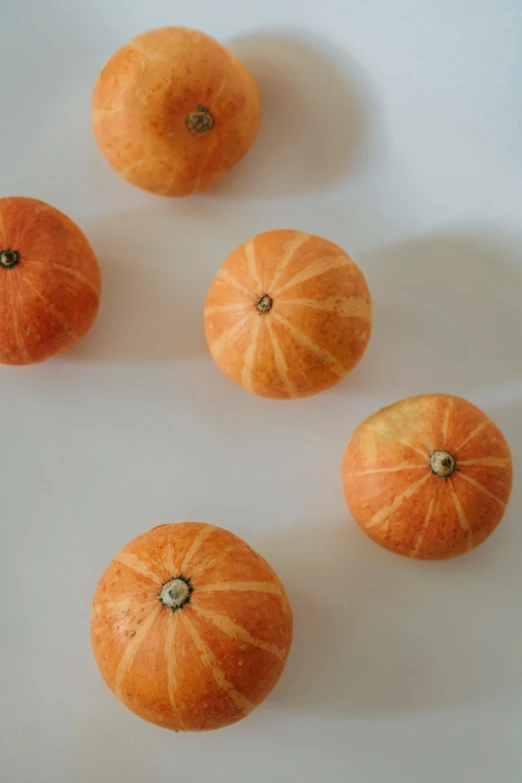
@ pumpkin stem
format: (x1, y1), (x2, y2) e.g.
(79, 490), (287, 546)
(159, 577), (192, 611)
(256, 294), (273, 314)
(430, 450), (456, 477)
(186, 105), (215, 136)
(0, 250), (20, 269)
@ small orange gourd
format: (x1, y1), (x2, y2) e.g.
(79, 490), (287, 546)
(0, 197), (101, 365)
(92, 27), (260, 196)
(91, 522), (293, 732)
(204, 229), (372, 399)
(342, 394), (513, 559)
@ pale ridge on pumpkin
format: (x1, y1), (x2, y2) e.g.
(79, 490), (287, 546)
(269, 232), (311, 290)
(442, 397), (453, 448)
(344, 464), (428, 477)
(204, 303), (247, 316)
(196, 581), (285, 596)
(279, 296), (371, 321)
(449, 482), (474, 549)
(265, 319), (297, 398)
(50, 264), (101, 296)
(275, 254), (351, 295)
(215, 269), (253, 297)
(455, 419), (489, 454)
(163, 539), (182, 580)
(241, 316), (261, 392)
(93, 597), (155, 616)
(189, 541), (240, 580)
(272, 311), (346, 377)
(7, 275), (31, 362)
(25, 278), (73, 335)
(458, 457), (512, 467)
(458, 473), (507, 506)
(244, 239), (261, 286)
(183, 614), (253, 712)
(399, 440), (431, 459)
(367, 473), (431, 530)
(193, 605), (287, 662)
(114, 605), (162, 698)
(115, 552), (163, 584)
(180, 524), (218, 574)
(209, 314), (253, 360)
(165, 612), (183, 723)
(410, 496), (436, 557)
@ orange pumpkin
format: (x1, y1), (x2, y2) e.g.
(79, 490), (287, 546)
(342, 394), (513, 559)
(0, 197), (101, 365)
(92, 27), (260, 197)
(204, 229), (372, 399)
(91, 522), (293, 732)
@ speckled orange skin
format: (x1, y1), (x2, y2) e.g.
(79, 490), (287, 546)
(0, 197), (101, 365)
(92, 27), (260, 197)
(91, 523), (293, 732)
(342, 394), (513, 560)
(204, 229), (372, 399)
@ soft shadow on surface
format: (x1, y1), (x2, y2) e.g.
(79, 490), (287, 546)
(65, 204), (266, 365)
(209, 29), (380, 200)
(261, 473), (522, 718)
(336, 230), (522, 399)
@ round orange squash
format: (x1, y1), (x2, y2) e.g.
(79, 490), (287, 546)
(342, 394), (513, 559)
(92, 27), (260, 196)
(91, 522), (293, 732)
(0, 196), (101, 365)
(204, 229), (372, 399)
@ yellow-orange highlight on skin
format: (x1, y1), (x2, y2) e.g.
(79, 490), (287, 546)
(204, 229), (372, 399)
(0, 196), (101, 365)
(342, 394), (513, 559)
(92, 27), (260, 196)
(91, 522), (293, 732)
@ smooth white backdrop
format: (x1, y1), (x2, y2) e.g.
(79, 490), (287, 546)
(1, 1), (521, 781)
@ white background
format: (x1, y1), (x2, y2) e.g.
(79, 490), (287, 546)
(1, 1), (521, 781)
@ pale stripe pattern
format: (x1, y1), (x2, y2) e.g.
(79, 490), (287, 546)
(165, 611), (182, 723)
(458, 457), (511, 467)
(180, 525), (217, 575)
(215, 269), (253, 297)
(114, 605), (161, 698)
(196, 581), (285, 597)
(345, 464), (428, 478)
(367, 473), (431, 530)
(410, 496), (435, 557)
(208, 314), (252, 360)
(442, 398), (453, 448)
(115, 552), (162, 584)
(275, 254), (350, 295)
(23, 277), (71, 334)
(52, 263), (101, 296)
(184, 615), (253, 712)
(272, 311), (346, 377)
(7, 273), (31, 362)
(269, 232), (311, 290)
(449, 483), (474, 549)
(266, 319), (297, 398)
(244, 239), (261, 286)
(241, 315), (261, 392)
(280, 296), (370, 321)
(458, 473), (506, 507)
(455, 420), (489, 454)
(193, 605), (286, 662)
(399, 440), (431, 459)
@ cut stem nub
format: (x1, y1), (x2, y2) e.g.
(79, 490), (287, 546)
(430, 450), (456, 477)
(256, 294), (273, 314)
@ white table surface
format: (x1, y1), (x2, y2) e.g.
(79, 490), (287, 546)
(1, 1), (521, 781)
